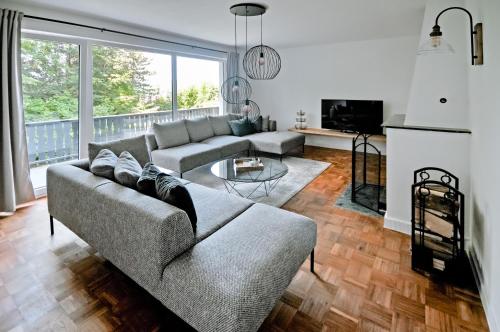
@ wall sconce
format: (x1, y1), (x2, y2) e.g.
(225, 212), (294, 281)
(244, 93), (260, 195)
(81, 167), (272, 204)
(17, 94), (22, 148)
(417, 6), (483, 65)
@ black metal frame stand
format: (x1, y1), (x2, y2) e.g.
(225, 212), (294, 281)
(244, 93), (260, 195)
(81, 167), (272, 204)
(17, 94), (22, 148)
(351, 133), (385, 214)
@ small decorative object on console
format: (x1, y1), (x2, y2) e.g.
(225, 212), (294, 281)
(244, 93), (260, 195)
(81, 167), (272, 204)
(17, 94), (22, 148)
(295, 110), (307, 129)
(234, 157), (265, 172)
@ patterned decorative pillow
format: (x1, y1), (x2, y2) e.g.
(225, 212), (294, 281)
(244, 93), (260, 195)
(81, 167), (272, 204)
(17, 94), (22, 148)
(114, 151), (142, 189)
(261, 115), (270, 132)
(89, 149), (118, 180)
(155, 173), (197, 231)
(228, 117), (256, 137)
(137, 162), (161, 196)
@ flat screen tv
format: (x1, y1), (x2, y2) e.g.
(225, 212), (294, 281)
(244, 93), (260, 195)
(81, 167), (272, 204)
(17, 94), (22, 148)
(321, 99), (383, 135)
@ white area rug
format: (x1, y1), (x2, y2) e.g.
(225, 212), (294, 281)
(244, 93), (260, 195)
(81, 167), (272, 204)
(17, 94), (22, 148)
(182, 157), (330, 207)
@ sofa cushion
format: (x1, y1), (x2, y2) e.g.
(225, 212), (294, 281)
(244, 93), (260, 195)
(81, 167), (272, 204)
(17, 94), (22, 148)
(228, 118), (256, 137)
(89, 135), (150, 167)
(90, 149), (118, 180)
(208, 115), (232, 136)
(185, 117), (215, 142)
(252, 115), (263, 132)
(228, 113), (244, 121)
(114, 151), (142, 189)
(185, 182), (253, 242)
(245, 131), (305, 155)
(151, 143), (221, 173)
(262, 115), (270, 132)
(201, 135), (250, 158)
(156, 173), (197, 231)
(153, 120), (190, 149)
(157, 203), (317, 332)
(137, 162), (162, 196)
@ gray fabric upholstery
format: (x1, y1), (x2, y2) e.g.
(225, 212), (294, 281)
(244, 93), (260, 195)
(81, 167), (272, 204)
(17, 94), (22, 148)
(269, 120), (277, 132)
(245, 131), (305, 155)
(114, 151), (142, 188)
(151, 143), (221, 173)
(201, 135), (250, 158)
(153, 120), (190, 149)
(157, 203), (317, 332)
(261, 115), (270, 132)
(145, 132), (158, 151)
(90, 148), (118, 180)
(228, 113), (244, 121)
(208, 115), (232, 136)
(185, 117), (215, 142)
(47, 163), (195, 292)
(185, 182), (253, 242)
(88, 135), (150, 167)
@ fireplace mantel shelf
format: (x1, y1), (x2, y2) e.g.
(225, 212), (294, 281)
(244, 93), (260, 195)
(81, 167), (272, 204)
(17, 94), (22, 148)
(382, 115), (471, 134)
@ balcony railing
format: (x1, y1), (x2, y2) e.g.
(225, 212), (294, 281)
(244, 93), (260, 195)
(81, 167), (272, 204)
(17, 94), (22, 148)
(26, 107), (220, 167)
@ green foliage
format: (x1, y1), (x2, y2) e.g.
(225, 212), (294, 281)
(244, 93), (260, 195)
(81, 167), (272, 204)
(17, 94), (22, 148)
(21, 39), (220, 123)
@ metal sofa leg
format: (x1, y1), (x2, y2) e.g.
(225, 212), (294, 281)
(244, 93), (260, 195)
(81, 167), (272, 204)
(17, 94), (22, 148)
(180, 172), (183, 179)
(280, 154), (283, 162)
(50, 215), (54, 236)
(310, 249), (315, 273)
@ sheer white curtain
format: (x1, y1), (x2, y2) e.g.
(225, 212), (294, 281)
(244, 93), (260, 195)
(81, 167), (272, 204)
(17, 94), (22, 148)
(0, 9), (35, 213)
(226, 51), (240, 114)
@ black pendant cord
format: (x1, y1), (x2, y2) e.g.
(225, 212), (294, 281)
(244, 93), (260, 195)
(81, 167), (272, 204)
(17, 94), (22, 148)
(434, 7), (476, 65)
(260, 14), (263, 50)
(234, 13), (238, 75)
(23, 14), (227, 54)
(245, 6), (248, 82)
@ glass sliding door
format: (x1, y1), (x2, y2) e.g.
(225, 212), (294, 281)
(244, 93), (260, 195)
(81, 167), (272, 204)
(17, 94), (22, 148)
(92, 45), (172, 142)
(176, 56), (221, 119)
(21, 38), (80, 189)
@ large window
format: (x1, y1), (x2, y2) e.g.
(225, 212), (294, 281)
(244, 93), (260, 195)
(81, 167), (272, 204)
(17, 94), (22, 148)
(92, 45), (173, 142)
(21, 38), (80, 189)
(21, 35), (224, 190)
(177, 56), (221, 119)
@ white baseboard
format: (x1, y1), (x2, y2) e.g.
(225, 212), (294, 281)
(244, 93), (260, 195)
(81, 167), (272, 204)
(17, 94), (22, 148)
(383, 213), (411, 234)
(469, 246), (499, 332)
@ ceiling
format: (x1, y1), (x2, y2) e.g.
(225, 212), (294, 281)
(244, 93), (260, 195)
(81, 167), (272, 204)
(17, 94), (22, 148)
(13, 0), (427, 48)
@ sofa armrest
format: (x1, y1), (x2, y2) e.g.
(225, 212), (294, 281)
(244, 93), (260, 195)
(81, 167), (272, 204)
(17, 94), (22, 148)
(47, 164), (195, 291)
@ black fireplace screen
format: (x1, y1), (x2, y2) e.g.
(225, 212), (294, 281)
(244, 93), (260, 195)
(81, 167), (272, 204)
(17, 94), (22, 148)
(351, 134), (386, 214)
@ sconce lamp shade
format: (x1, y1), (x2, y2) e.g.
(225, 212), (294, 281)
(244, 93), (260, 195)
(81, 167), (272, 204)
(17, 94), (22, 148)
(417, 36), (455, 55)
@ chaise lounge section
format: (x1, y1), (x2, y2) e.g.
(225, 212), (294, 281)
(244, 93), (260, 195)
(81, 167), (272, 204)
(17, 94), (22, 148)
(46, 138), (316, 332)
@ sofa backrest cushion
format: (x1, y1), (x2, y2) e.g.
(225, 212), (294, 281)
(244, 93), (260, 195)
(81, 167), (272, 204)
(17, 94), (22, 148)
(208, 115), (232, 136)
(228, 118), (256, 137)
(156, 173), (197, 231)
(90, 148), (118, 180)
(229, 113), (244, 121)
(153, 120), (190, 149)
(185, 117), (215, 142)
(262, 115), (270, 132)
(89, 135), (150, 167)
(114, 151), (142, 189)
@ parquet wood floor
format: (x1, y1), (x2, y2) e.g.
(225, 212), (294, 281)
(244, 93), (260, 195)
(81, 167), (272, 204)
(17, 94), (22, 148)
(0, 146), (488, 331)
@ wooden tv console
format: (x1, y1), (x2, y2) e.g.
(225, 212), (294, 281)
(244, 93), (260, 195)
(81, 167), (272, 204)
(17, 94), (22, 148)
(288, 128), (386, 142)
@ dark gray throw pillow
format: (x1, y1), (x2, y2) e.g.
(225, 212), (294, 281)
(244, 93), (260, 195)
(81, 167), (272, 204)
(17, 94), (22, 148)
(114, 151), (142, 189)
(90, 149), (118, 180)
(155, 173), (197, 231)
(252, 115), (263, 132)
(137, 162), (161, 196)
(228, 117), (256, 137)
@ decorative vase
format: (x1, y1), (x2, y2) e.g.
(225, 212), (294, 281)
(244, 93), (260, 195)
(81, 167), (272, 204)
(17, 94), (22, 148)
(295, 110), (307, 129)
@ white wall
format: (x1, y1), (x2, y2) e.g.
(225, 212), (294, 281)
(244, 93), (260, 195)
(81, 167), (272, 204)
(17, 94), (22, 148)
(405, 0), (470, 130)
(250, 36), (419, 132)
(466, 0), (500, 330)
(384, 129), (470, 235)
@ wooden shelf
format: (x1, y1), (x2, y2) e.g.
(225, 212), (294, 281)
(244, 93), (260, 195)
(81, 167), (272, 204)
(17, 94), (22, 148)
(289, 128), (386, 142)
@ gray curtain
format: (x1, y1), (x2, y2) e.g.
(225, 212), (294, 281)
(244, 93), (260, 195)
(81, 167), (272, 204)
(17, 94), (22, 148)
(0, 9), (35, 213)
(226, 51), (240, 114)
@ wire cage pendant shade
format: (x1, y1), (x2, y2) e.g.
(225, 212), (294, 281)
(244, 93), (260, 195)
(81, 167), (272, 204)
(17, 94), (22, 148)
(243, 45), (281, 80)
(221, 76), (252, 104)
(240, 99), (260, 120)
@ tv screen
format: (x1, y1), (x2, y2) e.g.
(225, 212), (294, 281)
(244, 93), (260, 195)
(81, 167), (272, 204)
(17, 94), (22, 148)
(321, 99), (383, 135)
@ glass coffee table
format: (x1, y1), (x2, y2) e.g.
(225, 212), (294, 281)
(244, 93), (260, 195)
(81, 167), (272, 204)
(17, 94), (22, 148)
(210, 157), (288, 198)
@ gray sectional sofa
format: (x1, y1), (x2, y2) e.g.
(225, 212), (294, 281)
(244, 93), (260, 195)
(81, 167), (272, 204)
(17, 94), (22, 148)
(146, 114), (305, 177)
(47, 136), (316, 332)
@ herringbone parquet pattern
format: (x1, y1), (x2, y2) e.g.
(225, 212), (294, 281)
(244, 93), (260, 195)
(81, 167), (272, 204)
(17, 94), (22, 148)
(0, 146), (488, 331)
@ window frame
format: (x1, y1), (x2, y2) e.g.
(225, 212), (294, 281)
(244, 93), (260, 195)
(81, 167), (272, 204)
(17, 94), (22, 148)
(22, 31), (226, 160)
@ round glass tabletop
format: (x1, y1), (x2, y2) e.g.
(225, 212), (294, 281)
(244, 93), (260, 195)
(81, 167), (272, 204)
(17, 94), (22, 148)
(210, 157), (288, 183)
